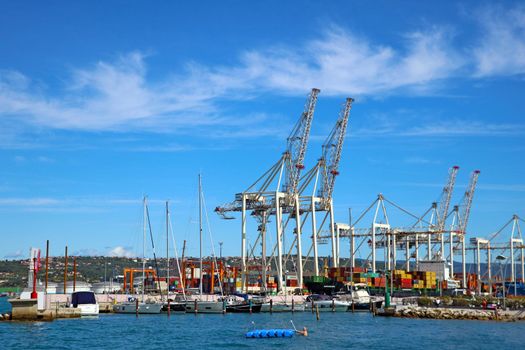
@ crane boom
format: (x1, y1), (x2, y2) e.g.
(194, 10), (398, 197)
(318, 97), (353, 201)
(437, 166), (459, 232)
(459, 170), (480, 234)
(284, 88), (320, 196)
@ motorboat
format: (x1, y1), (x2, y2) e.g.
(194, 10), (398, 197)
(71, 291), (99, 316)
(305, 294), (350, 312)
(335, 283), (383, 310)
(219, 294), (261, 313)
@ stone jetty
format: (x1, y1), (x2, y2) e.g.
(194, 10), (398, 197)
(378, 305), (525, 321)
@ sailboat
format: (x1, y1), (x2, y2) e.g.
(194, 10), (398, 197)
(184, 174), (225, 314)
(113, 197), (163, 314)
(162, 201), (187, 313)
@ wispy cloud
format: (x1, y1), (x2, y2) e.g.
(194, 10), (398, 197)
(0, 196), (179, 208)
(478, 183), (525, 192)
(472, 5), (525, 77)
(0, 4), (524, 140)
(403, 157), (440, 165)
(0, 198), (63, 206)
(354, 115), (525, 138)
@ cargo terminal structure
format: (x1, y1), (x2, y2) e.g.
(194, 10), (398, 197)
(215, 89), (525, 296)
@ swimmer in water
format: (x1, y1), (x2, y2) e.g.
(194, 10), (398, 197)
(296, 327), (308, 336)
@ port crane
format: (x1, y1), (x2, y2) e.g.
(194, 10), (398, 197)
(215, 88), (320, 292)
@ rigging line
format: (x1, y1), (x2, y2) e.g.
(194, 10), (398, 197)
(168, 205), (186, 299)
(201, 188), (224, 296)
(352, 198), (380, 227)
(383, 197), (428, 223)
(145, 203), (163, 300)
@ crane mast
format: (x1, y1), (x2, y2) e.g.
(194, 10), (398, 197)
(459, 170), (480, 234)
(284, 88), (320, 198)
(318, 97), (353, 205)
(436, 166), (459, 232)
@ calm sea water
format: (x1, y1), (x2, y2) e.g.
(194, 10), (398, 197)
(1, 296), (524, 349)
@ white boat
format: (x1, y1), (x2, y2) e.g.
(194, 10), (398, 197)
(71, 291), (99, 316)
(113, 299), (163, 314)
(260, 302), (305, 312)
(305, 294), (350, 312)
(335, 283), (383, 310)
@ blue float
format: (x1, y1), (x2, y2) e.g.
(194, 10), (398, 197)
(245, 329), (295, 338)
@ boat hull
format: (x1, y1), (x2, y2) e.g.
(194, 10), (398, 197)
(185, 301), (225, 314)
(226, 303), (262, 313)
(305, 300), (349, 312)
(260, 303), (305, 312)
(113, 302), (163, 314)
(77, 304), (100, 316)
(161, 302), (186, 313)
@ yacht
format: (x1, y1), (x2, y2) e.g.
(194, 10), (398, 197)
(71, 291), (99, 316)
(335, 283), (383, 310)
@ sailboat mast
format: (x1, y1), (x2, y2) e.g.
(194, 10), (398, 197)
(166, 201), (169, 295)
(199, 174), (203, 296)
(142, 196), (146, 302)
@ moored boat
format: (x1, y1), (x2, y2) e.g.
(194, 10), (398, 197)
(113, 298), (163, 314)
(260, 302), (305, 312)
(305, 294), (350, 312)
(71, 291), (99, 316)
(185, 299), (225, 314)
(335, 283), (383, 310)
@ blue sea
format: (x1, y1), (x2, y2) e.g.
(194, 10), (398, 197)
(1, 296), (524, 349)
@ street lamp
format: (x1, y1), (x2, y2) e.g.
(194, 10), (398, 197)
(104, 258), (107, 294)
(107, 262), (112, 293)
(496, 255), (507, 309)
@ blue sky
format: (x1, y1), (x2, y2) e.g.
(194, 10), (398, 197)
(0, 1), (524, 261)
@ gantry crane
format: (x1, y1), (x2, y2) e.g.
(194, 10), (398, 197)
(215, 88), (320, 292)
(289, 97), (354, 274)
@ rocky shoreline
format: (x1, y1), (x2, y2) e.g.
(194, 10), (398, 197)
(380, 305), (525, 321)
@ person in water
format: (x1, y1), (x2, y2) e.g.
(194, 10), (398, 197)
(296, 327), (308, 336)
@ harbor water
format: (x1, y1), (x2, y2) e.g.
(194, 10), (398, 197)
(1, 297), (524, 349)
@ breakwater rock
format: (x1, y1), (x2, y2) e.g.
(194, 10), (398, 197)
(382, 306), (525, 321)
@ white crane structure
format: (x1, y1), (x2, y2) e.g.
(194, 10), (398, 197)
(332, 167), (481, 289)
(215, 88), (320, 292)
(468, 215), (525, 295)
(294, 97), (354, 275)
(447, 170), (480, 286)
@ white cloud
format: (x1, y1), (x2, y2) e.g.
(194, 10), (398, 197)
(0, 28), (461, 134)
(473, 5), (525, 77)
(354, 118), (525, 138)
(4, 249), (25, 259)
(404, 157), (440, 165)
(107, 246), (135, 258)
(0, 4), (524, 138)
(240, 27), (462, 95)
(0, 198), (62, 206)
